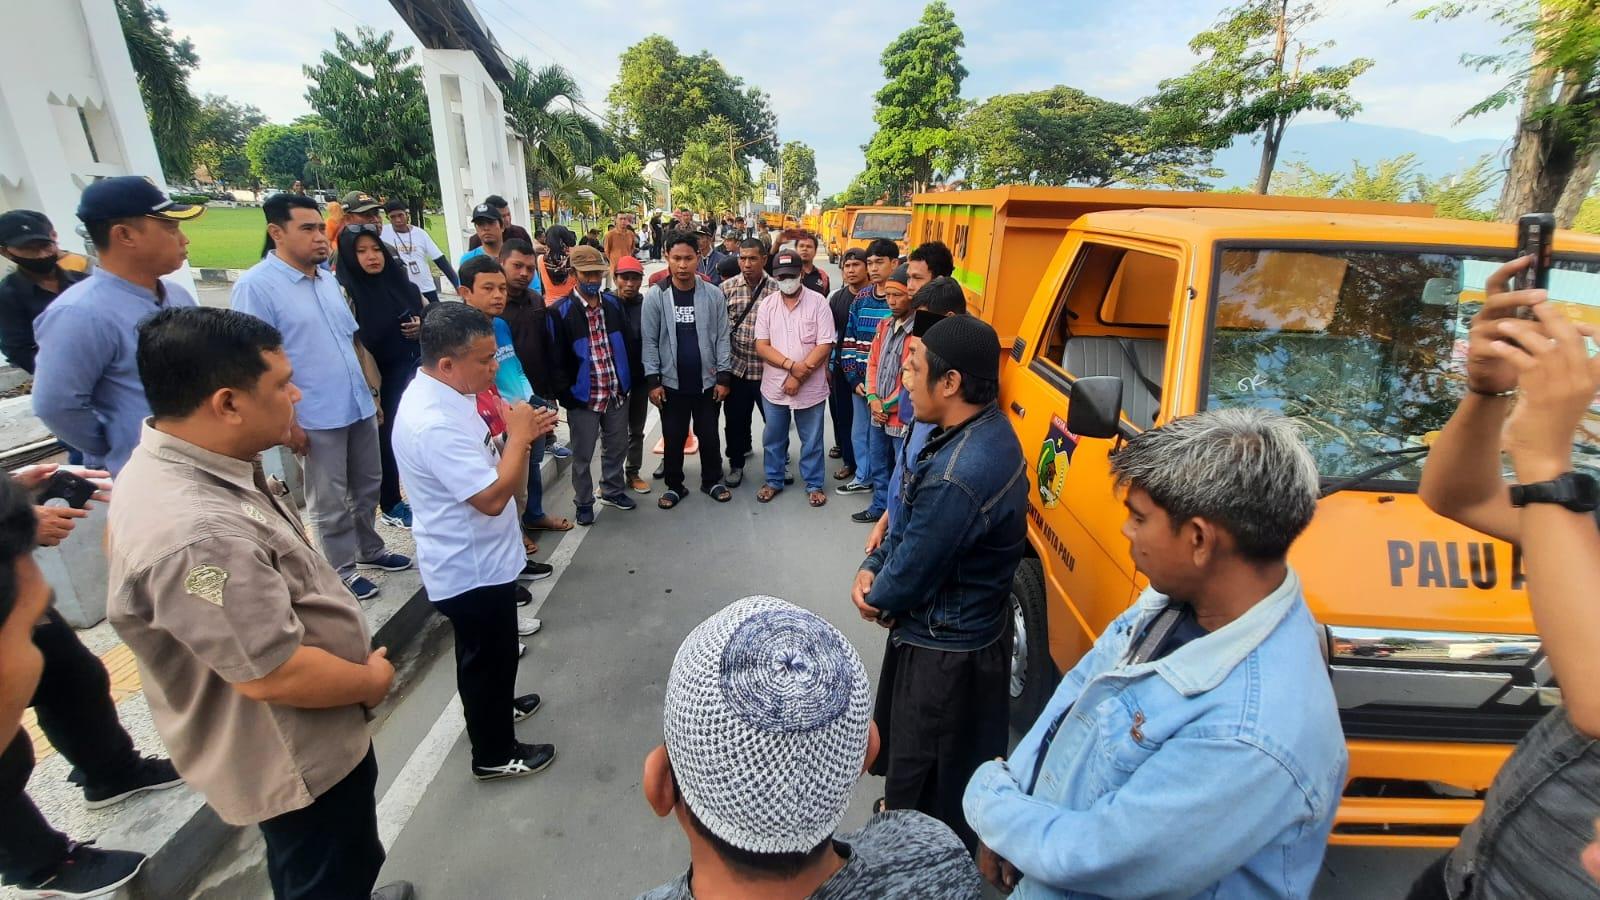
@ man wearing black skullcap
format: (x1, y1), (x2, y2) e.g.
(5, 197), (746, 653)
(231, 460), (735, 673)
(850, 313), (1028, 852)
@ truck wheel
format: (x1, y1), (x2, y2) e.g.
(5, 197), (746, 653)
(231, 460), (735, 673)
(1009, 559), (1054, 727)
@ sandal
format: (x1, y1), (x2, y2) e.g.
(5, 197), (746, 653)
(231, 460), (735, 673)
(808, 490), (827, 507)
(834, 465), (855, 481)
(829, 446), (842, 459)
(706, 483), (732, 503)
(525, 514), (574, 533)
(756, 485), (780, 503)
(658, 490), (682, 510)
(872, 797), (888, 814)
(522, 535), (539, 556)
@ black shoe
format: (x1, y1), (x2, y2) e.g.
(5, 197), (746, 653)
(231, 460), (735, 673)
(784, 473), (796, 485)
(82, 757), (183, 810)
(13, 841), (146, 898)
(513, 693), (542, 722)
(519, 560), (554, 582)
(725, 467), (744, 487)
(851, 509), (884, 524)
(372, 881), (416, 900)
(652, 463), (665, 479)
(472, 741), (556, 781)
(515, 584), (533, 606)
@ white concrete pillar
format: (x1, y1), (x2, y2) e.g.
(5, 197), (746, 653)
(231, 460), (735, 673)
(421, 48), (522, 264)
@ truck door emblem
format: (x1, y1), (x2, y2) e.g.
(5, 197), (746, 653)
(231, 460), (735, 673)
(1037, 415), (1076, 509)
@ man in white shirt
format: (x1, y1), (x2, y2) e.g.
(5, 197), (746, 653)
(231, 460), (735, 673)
(392, 303), (559, 782)
(381, 200), (458, 303)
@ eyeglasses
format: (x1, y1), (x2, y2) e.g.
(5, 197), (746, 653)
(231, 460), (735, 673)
(343, 223), (381, 235)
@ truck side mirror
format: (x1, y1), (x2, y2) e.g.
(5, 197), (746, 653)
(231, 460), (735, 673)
(1069, 376), (1124, 439)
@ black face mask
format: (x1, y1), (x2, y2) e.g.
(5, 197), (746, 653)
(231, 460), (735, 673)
(7, 253), (57, 275)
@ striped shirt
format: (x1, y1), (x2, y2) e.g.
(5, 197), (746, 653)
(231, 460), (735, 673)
(841, 287), (891, 388)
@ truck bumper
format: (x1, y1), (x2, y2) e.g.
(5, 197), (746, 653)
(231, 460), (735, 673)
(1331, 739), (1514, 848)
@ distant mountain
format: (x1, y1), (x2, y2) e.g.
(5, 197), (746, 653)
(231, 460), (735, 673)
(1210, 122), (1507, 190)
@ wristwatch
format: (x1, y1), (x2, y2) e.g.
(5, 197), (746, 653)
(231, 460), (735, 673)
(1508, 471), (1600, 512)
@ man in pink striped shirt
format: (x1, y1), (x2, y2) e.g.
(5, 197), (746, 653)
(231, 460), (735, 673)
(753, 250), (837, 507)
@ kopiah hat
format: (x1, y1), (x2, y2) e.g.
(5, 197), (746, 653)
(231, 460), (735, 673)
(339, 191), (382, 214)
(78, 176), (203, 223)
(0, 210), (54, 247)
(664, 596), (870, 855)
(921, 314), (1001, 383)
(470, 203), (500, 223)
(771, 250), (804, 277)
(569, 244), (608, 273)
(615, 255), (644, 275)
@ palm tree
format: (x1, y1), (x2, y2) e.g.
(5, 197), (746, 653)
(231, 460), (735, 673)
(544, 170), (623, 225)
(592, 154), (651, 214)
(502, 59), (610, 231)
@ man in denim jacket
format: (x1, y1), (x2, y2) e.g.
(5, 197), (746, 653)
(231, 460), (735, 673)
(851, 315), (1029, 852)
(964, 409), (1347, 899)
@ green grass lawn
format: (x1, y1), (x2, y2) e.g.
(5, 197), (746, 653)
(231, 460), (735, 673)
(183, 205), (454, 270)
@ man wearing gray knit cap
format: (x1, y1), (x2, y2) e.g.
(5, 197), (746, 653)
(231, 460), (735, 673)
(636, 596), (981, 899)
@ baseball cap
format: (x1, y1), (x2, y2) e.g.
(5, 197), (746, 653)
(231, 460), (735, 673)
(77, 176), (203, 224)
(470, 203), (500, 224)
(664, 597), (870, 854)
(840, 248), (867, 265)
(339, 191), (381, 214)
(771, 250), (804, 277)
(569, 244), (608, 273)
(0, 210), (54, 248)
(615, 256), (644, 276)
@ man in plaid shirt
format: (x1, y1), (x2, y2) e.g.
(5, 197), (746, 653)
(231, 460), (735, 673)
(717, 239), (780, 487)
(546, 245), (636, 526)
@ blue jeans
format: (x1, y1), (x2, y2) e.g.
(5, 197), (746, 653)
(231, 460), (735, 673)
(762, 399), (827, 492)
(522, 435), (547, 524)
(851, 393), (875, 491)
(868, 426), (900, 516)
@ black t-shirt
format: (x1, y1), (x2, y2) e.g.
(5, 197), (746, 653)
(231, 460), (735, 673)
(672, 286), (702, 391)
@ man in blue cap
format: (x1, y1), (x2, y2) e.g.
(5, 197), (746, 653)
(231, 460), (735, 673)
(0, 211), (88, 375)
(31, 176), (202, 475)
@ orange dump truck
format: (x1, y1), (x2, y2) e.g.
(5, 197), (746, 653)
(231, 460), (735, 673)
(912, 185), (1600, 847)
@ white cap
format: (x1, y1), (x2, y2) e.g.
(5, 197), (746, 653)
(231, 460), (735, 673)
(664, 596), (870, 854)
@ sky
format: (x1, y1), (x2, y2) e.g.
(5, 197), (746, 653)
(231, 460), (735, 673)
(158, 0), (1519, 196)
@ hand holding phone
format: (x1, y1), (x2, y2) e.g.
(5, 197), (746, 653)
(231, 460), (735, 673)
(1514, 212), (1555, 318)
(37, 470), (97, 509)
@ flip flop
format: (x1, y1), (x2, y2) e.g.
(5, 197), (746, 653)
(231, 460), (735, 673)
(756, 485), (780, 503)
(658, 490), (682, 510)
(525, 515), (574, 533)
(522, 535), (539, 556)
(706, 483), (732, 503)
(808, 491), (827, 507)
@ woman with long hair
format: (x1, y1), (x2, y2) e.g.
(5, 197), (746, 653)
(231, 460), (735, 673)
(335, 225), (425, 528)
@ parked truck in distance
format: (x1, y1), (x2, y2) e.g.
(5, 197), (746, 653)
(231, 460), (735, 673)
(825, 205), (913, 262)
(911, 185), (1600, 848)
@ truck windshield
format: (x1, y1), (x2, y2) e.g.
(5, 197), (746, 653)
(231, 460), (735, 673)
(851, 212), (910, 240)
(1206, 246), (1600, 486)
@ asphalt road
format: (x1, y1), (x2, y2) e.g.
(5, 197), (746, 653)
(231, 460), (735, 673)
(197, 257), (1440, 898)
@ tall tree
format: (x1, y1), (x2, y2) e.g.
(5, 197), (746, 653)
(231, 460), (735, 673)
(303, 28), (437, 209)
(607, 36), (777, 178)
(672, 140), (754, 216)
(115, 0), (200, 182)
(1421, 0), (1600, 225)
(1148, 0), (1374, 193)
(502, 59), (609, 231)
(191, 95), (267, 188)
(863, 1), (968, 196)
(245, 124), (318, 190)
(779, 142), (819, 214)
(959, 86), (1219, 189)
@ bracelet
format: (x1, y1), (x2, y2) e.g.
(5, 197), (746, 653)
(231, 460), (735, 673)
(866, 393), (879, 402)
(1468, 386), (1517, 398)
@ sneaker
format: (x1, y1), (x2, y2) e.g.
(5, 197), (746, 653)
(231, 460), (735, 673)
(515, 584), (533, 606)
(518, 641), (527, 659)
(597, 492), (637, 511)
(836, 481), (871, 495)
(82, 757), (183, 810)
(512, 693), (542, 722)
(347, 576), (380, 601)
(629, 476), (651, 494)
(517, 616), (542, 637)
(357, 552), (413, 572)
(472, 741), (556, 781)
(851, 509), (884, 524)
(379, 502), (413, 529)
(548, 443), (572, 459)
(725, 467), (744, 488)
(12, 841), (146, 899)
(575, 505), (595, 527)
(784, 472), (796, 486)
(519, 560), (554, 582)
(372, 882), (416, 900)
(652, 463), (665, 479)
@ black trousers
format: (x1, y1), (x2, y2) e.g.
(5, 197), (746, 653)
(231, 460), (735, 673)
(433, 582), (519, 767)
(377, 359), (419, 511)
(828, 366), (856, 470)
(625, 382), (651, 479)
(661, 388), (724, 494)
(258, 746), (384, 900)
(722, 376), (764, 470)
(873, 631), (1011, 852)
(0, 608), (139, 884)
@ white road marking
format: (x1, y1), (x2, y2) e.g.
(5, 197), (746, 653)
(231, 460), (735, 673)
(374, 407), (660, 851)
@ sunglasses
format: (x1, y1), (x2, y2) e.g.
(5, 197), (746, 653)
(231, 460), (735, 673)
(343, 223), (382, 235)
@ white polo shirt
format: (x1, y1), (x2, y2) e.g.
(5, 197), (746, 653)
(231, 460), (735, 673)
(380, 224), (445, 296)
(392, 370), (523, 601)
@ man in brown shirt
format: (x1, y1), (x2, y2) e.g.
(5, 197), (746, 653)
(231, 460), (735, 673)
(604, 213), (636, 289)
(106, 307), (412, 900)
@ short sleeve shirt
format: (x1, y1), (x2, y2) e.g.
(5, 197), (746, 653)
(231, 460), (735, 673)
(392, 369), (524, 600)
(106, 424), (372, 826)
(379, 224), (444, 295)
(753, 286), (836, 408)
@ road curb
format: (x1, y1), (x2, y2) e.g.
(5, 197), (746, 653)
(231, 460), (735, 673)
(119, 450), (573, 898)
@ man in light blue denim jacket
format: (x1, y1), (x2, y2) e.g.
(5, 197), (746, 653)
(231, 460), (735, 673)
(964, 409), (1347, 899)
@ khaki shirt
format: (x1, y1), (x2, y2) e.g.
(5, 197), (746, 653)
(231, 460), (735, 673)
(106, 423), (372, 825)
